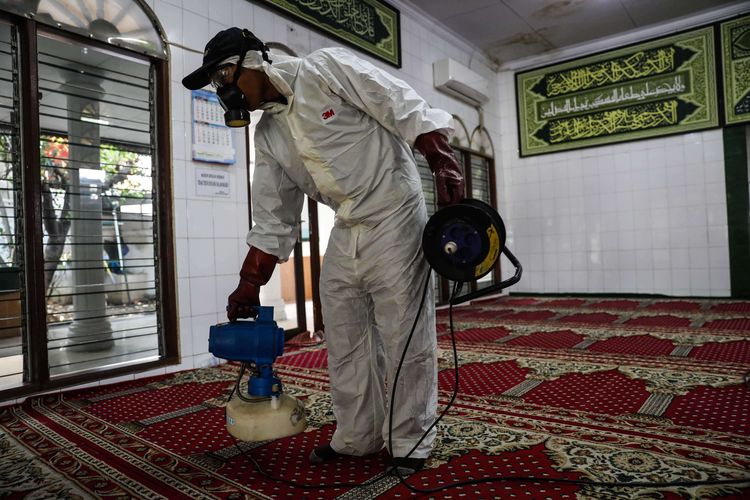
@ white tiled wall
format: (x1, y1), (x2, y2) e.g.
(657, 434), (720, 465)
(496, 68), (731, 297)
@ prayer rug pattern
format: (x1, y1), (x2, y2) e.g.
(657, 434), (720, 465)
(1, 295), (749, 498)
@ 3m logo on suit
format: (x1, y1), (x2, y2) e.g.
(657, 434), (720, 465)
(321, 108), (336, 120)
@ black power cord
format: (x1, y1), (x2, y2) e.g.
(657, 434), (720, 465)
(236, 267), (750, 493)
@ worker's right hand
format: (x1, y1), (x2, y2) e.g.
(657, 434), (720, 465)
(227, 280), (260, 321)
(227, 246), (279, 321)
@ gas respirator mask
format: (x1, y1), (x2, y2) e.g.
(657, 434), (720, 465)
(212, 32), (272, 127)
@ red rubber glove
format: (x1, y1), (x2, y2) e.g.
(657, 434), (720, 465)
(414, 131), (465, 207)
(227, 246), (278, 321)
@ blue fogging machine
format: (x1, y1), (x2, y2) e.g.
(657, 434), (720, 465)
(208, 306), (306, 441)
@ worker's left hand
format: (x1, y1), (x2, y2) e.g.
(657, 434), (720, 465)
(431, 156), (465, 207)
(415, 131), (465, 206)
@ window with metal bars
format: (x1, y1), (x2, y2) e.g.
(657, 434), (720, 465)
(38, 32), (160, 377)
(0, 21), (23, 390)
(0, 11), (176, 398)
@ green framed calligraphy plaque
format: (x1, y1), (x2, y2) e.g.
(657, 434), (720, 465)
(516, 27), (718, 156)
(721, 14), (750, 126)
(254, 0), (401, 67)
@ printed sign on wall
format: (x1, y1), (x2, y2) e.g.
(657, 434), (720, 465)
(254, 0), (401, 67)
(195, 168), (231, 198)
(721, 14), (750, 126)
(191, 90), (236, 164)
(516, 26), (719, 156)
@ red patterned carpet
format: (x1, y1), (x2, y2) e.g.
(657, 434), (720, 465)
(2, 295), (750, 498)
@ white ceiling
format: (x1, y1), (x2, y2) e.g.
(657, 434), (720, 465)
(403, 0), (750, 67)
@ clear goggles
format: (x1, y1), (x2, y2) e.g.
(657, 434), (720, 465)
(209, 64), (236, 88)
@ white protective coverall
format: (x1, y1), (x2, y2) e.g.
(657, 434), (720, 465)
(232, 47), (453, 459)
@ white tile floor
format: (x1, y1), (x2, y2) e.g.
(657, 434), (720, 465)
(0, 312), (159, 390)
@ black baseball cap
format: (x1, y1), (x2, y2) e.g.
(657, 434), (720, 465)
(182, 27), (267, 90)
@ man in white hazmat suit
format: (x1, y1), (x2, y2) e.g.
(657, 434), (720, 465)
(183, 28), (465, 472)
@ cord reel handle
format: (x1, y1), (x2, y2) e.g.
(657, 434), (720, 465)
(450, 246), (522, 305)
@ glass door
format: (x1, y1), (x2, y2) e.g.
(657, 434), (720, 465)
(0, 21), (23, 390)
(305, 199), (334, 338)
(0, 8), (176, 399)
(37, 32), (161, 377)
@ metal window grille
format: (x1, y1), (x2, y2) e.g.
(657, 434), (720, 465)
(37, 32), (160, 377)
(0, 22), (24, 390)
(470, 155), (491, 202)
(415, 151), (437, 217)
